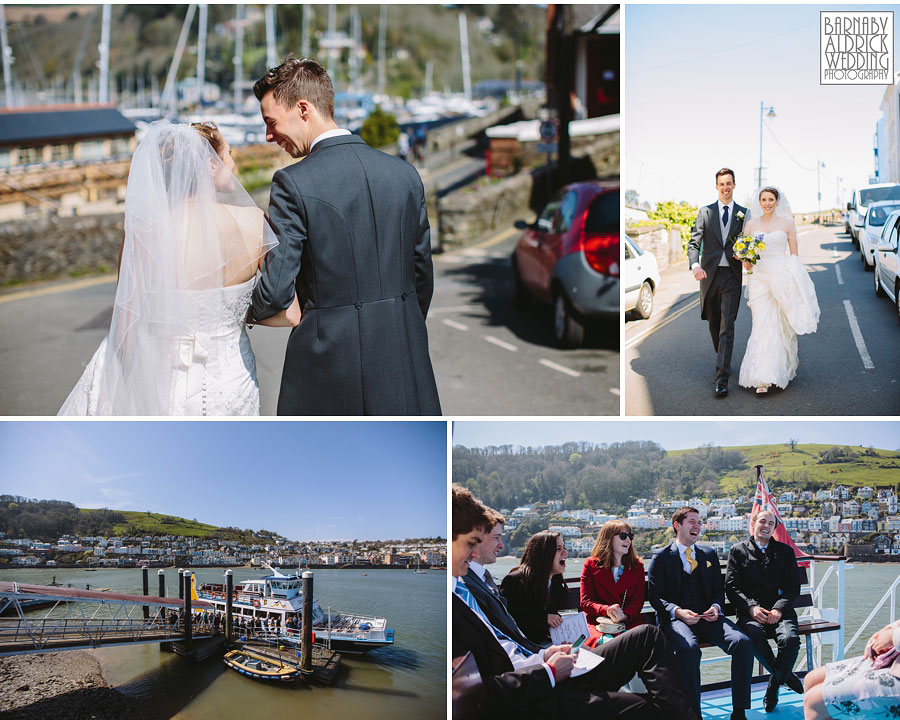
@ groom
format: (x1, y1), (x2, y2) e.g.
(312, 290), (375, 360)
(687, 168), (746, 397)
(250, 57), (441, 415)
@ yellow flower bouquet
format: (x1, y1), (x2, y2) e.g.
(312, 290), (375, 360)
(733, 233), (766, 274)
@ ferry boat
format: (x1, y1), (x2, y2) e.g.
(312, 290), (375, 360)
(195, 567), (394, 653)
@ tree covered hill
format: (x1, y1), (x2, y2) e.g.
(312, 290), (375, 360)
(453, 442), (900, 514)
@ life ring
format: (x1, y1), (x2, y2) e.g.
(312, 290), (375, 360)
(252, 599), (260, 608)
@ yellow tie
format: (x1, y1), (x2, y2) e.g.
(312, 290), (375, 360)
(685, 547), (698, 573)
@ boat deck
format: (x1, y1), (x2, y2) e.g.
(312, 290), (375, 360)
(701, 679), (805, 719)
(242, 640), (342, 685)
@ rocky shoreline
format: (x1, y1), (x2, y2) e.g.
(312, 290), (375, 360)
(0, 651), (163, 720)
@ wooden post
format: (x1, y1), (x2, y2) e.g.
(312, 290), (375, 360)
(225, 569), (234, 645)
(142, 566), (149, 620)
(178, 568), (184, 599)
(158, 569), (166, 599)
(301, 571), (313, 674)
(183, 571), (193, 652)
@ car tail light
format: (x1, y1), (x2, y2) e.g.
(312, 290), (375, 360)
(577, 231), (619, 276)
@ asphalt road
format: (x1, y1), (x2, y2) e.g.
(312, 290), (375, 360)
(624, 225), (900, 416)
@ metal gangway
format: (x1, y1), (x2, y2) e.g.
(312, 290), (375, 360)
(0, 580), (215, 656)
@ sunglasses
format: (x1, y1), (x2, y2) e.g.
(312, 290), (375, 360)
(617, 533), (634, 541)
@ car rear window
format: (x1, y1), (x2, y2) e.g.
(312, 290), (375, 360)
(860, 186), (900, 205)
(867, 204), (900, 225)
(585, 191), (619, 233)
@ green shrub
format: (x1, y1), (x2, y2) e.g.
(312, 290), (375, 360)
(360, 106), (400, 150)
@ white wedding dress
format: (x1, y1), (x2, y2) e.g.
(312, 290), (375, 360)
(738, 229), (820, 390)
(59, 277), (260, 416)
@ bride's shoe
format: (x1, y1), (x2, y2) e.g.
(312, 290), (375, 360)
(756, 385), (769, 394)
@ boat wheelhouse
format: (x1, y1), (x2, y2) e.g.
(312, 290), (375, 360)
(196, 567), (394, 653)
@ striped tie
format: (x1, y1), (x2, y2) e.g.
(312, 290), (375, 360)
(455, 581), (532, 657)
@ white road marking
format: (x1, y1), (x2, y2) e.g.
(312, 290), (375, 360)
(609, 388), (621, 396)
(461, 248), (489, 258)
(835, 265), (844, 285)
(0, 275), (115, 304)
(538, 359), (581, 377)
(484, 335), (518, 352)
(843, 299), (874, 369)
(625, 298), (699, 349)
(442, 319), (468, 331)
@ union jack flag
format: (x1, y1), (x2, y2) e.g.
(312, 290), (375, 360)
(749, 465), (811, 566)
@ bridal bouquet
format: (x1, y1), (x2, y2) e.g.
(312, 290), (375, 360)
(733, 233), (766, 274)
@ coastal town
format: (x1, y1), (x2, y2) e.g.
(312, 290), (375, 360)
(502, 486), (900, 560)
(0, 529), (446, 570)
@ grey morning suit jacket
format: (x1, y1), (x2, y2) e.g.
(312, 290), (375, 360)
(252, 134), (441, 415)
(686, 201), (746, 320)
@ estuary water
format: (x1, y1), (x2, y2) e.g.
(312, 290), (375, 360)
(0, 566), (446, 719)
(492, 556), (900, 683)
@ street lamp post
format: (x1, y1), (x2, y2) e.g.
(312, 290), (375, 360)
(758, 101), (776, 189)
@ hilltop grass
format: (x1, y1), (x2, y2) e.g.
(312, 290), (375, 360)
(79, 509), (221, 538)
(668, 444), (900, 496)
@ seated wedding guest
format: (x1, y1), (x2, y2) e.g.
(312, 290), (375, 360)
(581, 520), (647, 648)
(465, 508), (543, 655)
(803, 620), (900, 720)
(725, 509), (804, 712)
(648, 506), (754, 720)
(500, 531), (569, 646)
(450, 484), (700, 720)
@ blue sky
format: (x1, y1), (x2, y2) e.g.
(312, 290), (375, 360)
(625, 5), (897, 212)
(453, 420), (900, 452)
(0, 422), (447, 541)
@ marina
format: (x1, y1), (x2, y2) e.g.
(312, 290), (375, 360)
(0, 566), (445, 719)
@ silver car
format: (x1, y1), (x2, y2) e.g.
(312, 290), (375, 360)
(860, 201), (900, 270)
(873, 209), (900, 323)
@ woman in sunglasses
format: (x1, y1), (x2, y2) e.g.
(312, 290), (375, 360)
(580, 520), (647, 647)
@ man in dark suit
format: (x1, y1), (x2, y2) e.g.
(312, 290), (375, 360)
(451, 485), (699, 720)
(726, 509), (804, 712)
(687, 168), (747, 396)
(648, 506), (754, 720)
(250, 57), (441, 415)
(465, 509), (542, 653)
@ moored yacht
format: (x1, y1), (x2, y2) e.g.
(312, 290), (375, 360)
(195, 566), (394, 653)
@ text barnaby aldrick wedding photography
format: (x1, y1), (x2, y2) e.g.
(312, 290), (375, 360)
(821, 11), (894, 84)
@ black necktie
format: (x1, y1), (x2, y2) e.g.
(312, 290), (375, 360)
(722, 205), (730, 232)
(483, 569), (501, 597)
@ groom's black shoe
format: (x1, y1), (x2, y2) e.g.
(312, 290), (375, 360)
(715, 382), (728, 397)
(764, 674), (779, 712)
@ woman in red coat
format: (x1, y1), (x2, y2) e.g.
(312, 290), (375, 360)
(580, 520), (646, 647)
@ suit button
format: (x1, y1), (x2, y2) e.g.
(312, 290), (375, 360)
(354, 301), (362, 309)
(401, 292), (408, 301)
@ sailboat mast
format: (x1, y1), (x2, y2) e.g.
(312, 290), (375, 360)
(234, 3), (244, 113)
(377, 5), (386, 97)
(458, 12), (471, 102)
(265, 4), (277, 69)
(300, 5), (310, 58)
(350, 6), (360, 92)
(0, 4), (14, 107)
(160, 3), (197, 117)
(197, 3), (207, 106)
(98, 4), (111, 104)
(327, 4), (336, 80)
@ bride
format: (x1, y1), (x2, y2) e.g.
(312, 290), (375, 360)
(738, 186), (820, 394)
(59, 120), (300, 416)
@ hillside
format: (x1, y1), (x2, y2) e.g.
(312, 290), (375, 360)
(78, 508), (224, 538)
(453, 442), (900, 513)
(3, 5), (546, 101)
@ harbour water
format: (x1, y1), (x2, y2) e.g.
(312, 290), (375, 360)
(0, 567), (446, 719)
(492, 556), (900, 683)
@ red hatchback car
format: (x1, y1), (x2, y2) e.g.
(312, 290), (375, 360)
(511, 181), (619, 347)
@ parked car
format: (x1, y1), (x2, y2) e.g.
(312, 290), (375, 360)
(847, 183), (900, 246)
(623, 234), (660, 319)
(859, 201), (900, 270)
(843, 210), (851, 235)
(873, 209), (900, 324)
(511, 181), (619, 347)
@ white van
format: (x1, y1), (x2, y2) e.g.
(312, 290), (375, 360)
(848, 183), (900, 245)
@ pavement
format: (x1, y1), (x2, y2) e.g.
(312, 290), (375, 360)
(624, 224), (900, 415)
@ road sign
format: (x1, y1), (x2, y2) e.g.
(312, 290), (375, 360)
(539, 118), (559, 141)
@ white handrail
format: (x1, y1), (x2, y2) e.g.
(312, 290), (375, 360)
(843, 573), (900, 656)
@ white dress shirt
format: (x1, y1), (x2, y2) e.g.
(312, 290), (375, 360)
(310, 128), (351, 151)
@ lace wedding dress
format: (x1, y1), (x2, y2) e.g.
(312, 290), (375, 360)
(57, 121), (276, 416)
(738, 229), (820, 390)
(59, 278), (260, 416)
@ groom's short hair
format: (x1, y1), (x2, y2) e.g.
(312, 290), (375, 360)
(715, 167), (735, 183)
(253, 56), (335, 120)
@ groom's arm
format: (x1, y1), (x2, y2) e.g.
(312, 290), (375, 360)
(252, 170), (305, 322)
(688, 208), (706, 279)
(413, 183), (434, 319)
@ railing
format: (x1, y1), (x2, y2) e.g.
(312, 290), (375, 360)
(842, 572), (900, 657)
(804, 556), (846, 664)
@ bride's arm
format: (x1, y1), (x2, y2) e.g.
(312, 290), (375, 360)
(787, 223), (799, 256)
